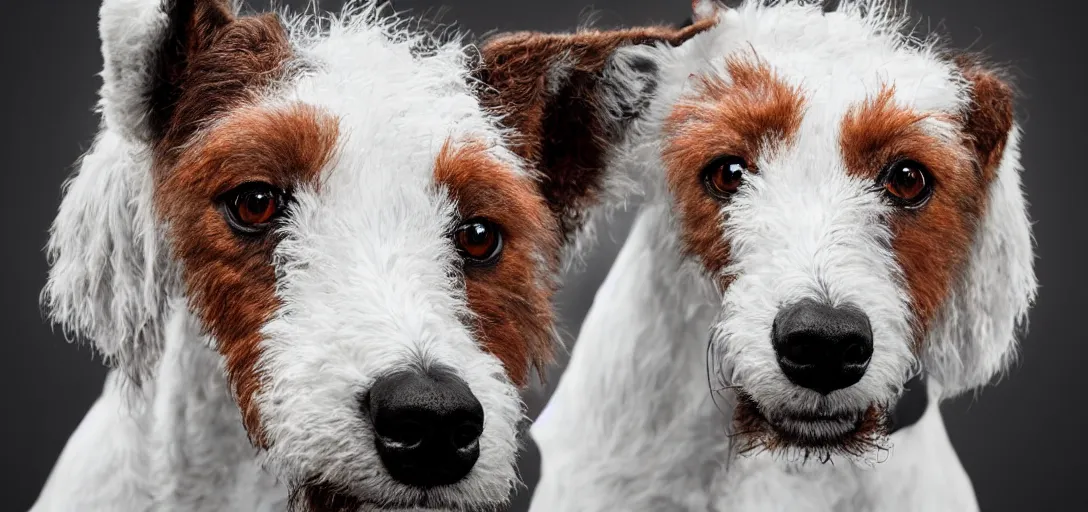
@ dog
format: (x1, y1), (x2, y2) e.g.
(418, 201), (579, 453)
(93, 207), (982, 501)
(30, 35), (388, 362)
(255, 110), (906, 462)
(530, 1), (1036, 510)
(33, 0), (710, 510)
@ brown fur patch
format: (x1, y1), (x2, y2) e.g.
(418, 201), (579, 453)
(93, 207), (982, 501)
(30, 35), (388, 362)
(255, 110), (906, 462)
(955, 55), (1016, 181)
(152, 4), (295, 166)
(433, 141), (560, 385)
(476, 19), (716, 242)
(662, 56), (806, 277)
(839, 85), (988, 344)
(156, 103), (340, 444)
(145, 2), (309, 444)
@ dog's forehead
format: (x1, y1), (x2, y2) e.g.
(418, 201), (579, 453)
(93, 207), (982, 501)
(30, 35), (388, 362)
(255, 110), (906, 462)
(278, 22), (523, 189)
(693, 6), (968, 121)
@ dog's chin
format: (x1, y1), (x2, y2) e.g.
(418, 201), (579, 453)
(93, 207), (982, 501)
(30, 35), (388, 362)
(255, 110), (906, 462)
(732, 392), (890, 461)
(288, 482), (505, 512)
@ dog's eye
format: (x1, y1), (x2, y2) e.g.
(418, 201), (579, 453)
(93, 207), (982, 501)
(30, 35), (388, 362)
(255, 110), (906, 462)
(701, 155), (749, 200)
(883, 160), (933, 208)
(454, 219), (503, 267)
(220, 183), (288, 235)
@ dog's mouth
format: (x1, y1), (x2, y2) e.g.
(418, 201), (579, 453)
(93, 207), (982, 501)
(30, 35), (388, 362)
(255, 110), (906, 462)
(732, 392), (889, 459)
(289, 482), (503, 512)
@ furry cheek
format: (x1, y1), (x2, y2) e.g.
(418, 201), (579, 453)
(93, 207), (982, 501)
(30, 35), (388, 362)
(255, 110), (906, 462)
(153, 103), (339, 443)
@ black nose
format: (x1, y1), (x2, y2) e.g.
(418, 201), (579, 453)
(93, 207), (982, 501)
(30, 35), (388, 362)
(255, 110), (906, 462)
(366, 368), (484, 488)
(772, 299), (874, 395)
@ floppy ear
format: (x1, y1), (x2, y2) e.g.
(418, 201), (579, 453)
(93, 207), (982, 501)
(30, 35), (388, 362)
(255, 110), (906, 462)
(923, 58), (1037, 397)
(475, 20), (714, 259)
(42, 0), (241, 385)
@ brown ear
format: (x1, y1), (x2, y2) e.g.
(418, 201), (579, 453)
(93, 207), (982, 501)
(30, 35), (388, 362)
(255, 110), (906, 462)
(145, 0), (235, 142)
(152, 1), (294, 155)
(955, 55), (1016, 182)
(476, 20), (715, 243)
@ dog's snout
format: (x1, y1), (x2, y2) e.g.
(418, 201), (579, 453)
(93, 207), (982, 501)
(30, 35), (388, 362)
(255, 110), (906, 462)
(772, 299), (873, 395)
(366, 368), (484, 488)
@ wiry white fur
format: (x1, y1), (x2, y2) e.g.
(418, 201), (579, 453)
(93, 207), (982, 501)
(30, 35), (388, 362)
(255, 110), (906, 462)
(36, 305), (288, 512)
(42, 127), (176, 387)
(712, 147), (915, 431)
(531, 1), (1035, 510)
(97, 0), (174, 142)
(38, 1), (525, 511)
(925, 127), (1036, 394)
(42, 0), (183, 387)
(252, 8), (525, 506)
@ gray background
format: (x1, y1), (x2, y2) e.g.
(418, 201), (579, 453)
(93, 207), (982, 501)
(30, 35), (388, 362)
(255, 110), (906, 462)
(2, 0), (1085, 510)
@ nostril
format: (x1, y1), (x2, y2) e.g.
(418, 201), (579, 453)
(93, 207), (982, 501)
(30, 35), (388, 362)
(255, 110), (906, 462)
(451, 421), (483, 451)
(781, 332), (823, 366)
(376, 418), (427, 450)
(841, 338), (873, 366)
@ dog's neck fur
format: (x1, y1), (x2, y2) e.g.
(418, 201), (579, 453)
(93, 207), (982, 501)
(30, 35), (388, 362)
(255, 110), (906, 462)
(530, 206), (979, 511)
(532, 206), (728, 510)
(35, 305), (287, 512)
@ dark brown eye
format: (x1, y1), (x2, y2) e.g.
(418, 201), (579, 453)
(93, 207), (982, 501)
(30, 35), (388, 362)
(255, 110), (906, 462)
(701, 155), (748, 199)
(454, 219), (503, 266)
(221, 183), (287, 235)
(883, 160), (933, 207)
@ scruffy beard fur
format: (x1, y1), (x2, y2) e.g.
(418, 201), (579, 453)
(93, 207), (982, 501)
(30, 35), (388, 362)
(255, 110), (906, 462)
(286, 481), (513, 512)
(730, 392), (890, 463)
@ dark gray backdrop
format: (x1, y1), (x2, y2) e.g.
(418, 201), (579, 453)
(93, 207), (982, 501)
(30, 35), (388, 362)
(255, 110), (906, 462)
(3, 0), (1085, 510)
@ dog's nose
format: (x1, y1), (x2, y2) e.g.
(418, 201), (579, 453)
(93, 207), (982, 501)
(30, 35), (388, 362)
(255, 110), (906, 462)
(772, 299), (873, 395)
(366, 368), (484, 488)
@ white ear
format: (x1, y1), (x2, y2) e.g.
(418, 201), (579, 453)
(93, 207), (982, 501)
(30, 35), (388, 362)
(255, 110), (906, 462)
(924, 126), (1036, 397)
(923, 59), (1037, 397)
(43, 129), (176, 385)
(42, 0), (236, 383)
(98, 0), (175, 141)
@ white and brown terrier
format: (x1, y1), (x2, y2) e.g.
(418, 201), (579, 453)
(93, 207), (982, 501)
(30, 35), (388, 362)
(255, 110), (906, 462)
(532, 1), (1037, 510)
(33, 0), (709, 510)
